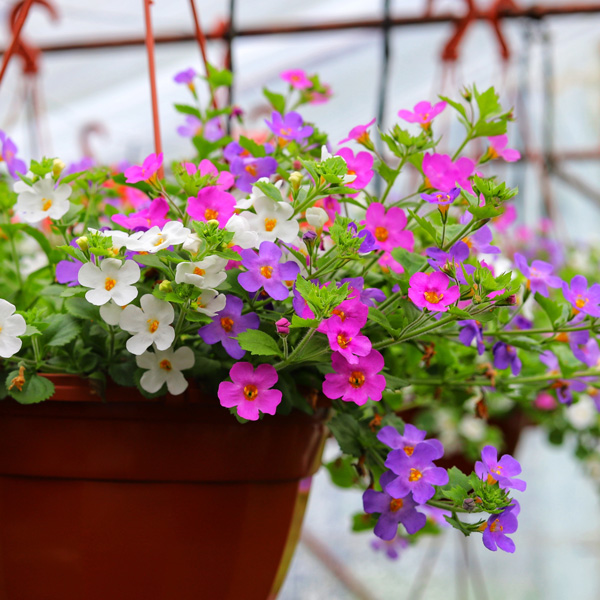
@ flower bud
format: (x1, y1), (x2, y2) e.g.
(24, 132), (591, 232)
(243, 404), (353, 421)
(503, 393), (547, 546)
(306, 206), (328, 230)
(275, 317), (290, 336)
(302, 230), (317, 244)
(462, 498), (476, 512)
(76, 236), (89, 251)
(289, 171), (303, 191)
(159, 280), (173, 293)
(183, 233), (201, 255)
(52, 158), (66, 178)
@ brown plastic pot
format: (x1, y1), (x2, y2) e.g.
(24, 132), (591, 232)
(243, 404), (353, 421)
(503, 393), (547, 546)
(0, 375), (327, 600)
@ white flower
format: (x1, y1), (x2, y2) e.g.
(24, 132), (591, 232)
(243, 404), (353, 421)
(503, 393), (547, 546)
(175, 256), (228, 289)
(225, 213), (259, 249)
(88, 228), (134, 252)
(195, 289), (226, 317)
(182, 233), (202, 255)
(242, 197), (299, 245)
(0, 299), (26, 358)
(306, 206), (328, 230)
(14, 178), (72, 223)
(567, 395), (598, 430)
(136, 346), (195, 395)
(120, 294), (175, 355)
(128, 221), (191, 253)
(78, 258), (140, 306)
(458, 416), (486, 441)
(100, 300), (126, 325)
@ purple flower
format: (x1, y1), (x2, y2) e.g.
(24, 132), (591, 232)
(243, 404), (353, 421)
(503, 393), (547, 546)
(177, 115), (223, 141)
(514, 253), (561, 298)
(461, 223), (500, 255)
(511, 315), (533, 330)
(426, 241), (472, 284)
(562, 275), (600, 317)
(174, 68), (196, 85)
(481, 502), (520, 553)
(408, 272), (461, 312)
(493, 342), (522, 375)
(377, 424), (444, 458)
(341, 277), (386, 306)
(540, 350), (591, 404)
(363, 472), (427, 540)
(384, 443), (449, 504)
(370, 535), (409, 560)
(218, 362), (282, 421)
(475, 445), (526, 491)
(238, 241), (300, 301)
(420, 187), (461, 206)
(265, 111), (313, 144)
(198, 295), (260, 359)
(224, 140), (274, 163)
(347, 222), (379, 254)
(458, 320), (485, 355)
(112, 197), (170, 231)
(230, 156), (278, 193)
(0, 131), (26, 179)
(322, 349), (386, 406)
(571, 334), (600, 368)
(56, 258), (83, 286)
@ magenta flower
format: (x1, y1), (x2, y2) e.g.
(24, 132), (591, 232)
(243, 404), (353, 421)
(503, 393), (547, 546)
(280, 69), (312, 89)
(0, 131), (26, 179)
(124, 153), (163, 184)
(562, 275), (600, 317)
(408, 272), (460, 312)
(322, 349), (386, 406)
(324, 320), (372, 365)
(422, 153), (474, 194)
(339, 118), (376, 145)
(481, 502), (519, 553)
(384, 443), (449, 504)
(475, 445), (526, 492)
(174, 68), (196, 85)
(377, 424), (444, 458)
(336, 147), (374, 192)
(265, 111), (313, 144)
(177, 116), (223, 141)
(275, 317), (290, 335)
(493, 342), (522, 376)
(238, 242), (300, 301)
(112, 197), (170, 231)
(363, 472), (427, 540)
(318, 297), (369, 334)
(363, 203), (414, 253)
(230, 156), (278, 193)
(487, 135), (520, 162)
(184, 159), (234, 190)
(514, 253), (561, 298)
(398, 100), (446, 128)
(187, 187), (236, 227)
(420, 187), (461, 206)
(492, 204), (517, 233)
(218, 362), (282, 421)
(198, 295), (260, 359)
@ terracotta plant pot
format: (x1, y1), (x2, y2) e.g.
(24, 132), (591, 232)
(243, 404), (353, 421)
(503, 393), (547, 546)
(0, 375), (327, 600)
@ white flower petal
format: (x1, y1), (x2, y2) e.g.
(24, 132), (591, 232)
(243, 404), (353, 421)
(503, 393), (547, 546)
(166, 371), (188, 395)
(140, 369), (166, 393)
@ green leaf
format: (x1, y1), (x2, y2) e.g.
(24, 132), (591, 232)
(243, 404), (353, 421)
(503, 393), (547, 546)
(23, 325), (42, 337)
(6, 372), (55, 404)
(534, 292), (562, 328)
(448, 306), (472, 320)
(368, 307), (397, 336)
(439, 95), (469, 122)
(64, 297), (100, 321)
(206, 64), (233, 88)
(254, 180), (284, 203)
(352, 512), (378, 532)
(174, 104), (202, 119)
(237, 329), (282, 357)
(474, 86), (502, 121)
(290, 315), (320, 329)
(238, 135), (266, 158)
(42, 314), (81, 347)
(60, 286), (88, 298)
(263, 88), (286, 114)
(325, 456), (360, 488)
(328, 413), (363, 456)
(391, 247), (428, 276)
(409, 209), (438, 245)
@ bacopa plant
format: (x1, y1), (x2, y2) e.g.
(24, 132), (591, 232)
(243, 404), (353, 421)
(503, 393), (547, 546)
(0, 64), (598, 557)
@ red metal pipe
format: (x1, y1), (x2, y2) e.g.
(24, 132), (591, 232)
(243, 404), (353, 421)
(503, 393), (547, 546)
(0, 0), (35, 87)
(142, 0), (164, 179)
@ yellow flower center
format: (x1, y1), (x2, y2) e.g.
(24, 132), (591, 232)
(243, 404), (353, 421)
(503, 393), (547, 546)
(147, 319), (160, 333)
(204, 208), (219, 221)
(193, 267), (206, 276)
(424, 291), (443, 304)
(105, 277), (116, 291)
(243, 384), (258, 401)
(154, 236), (165, 247)
(337, 333), (352, 349)
(220, 317), (234, 332)
(576, 295), (588, 309)
(159, 359), (172, 371)
(245, 164), (258, 177)
(42, 198), (53, 211)
(348, 370), (365, 388)
(375, 226), (389, 242)
(389, 498), (404, 512)
(408, 468), (423, 482)
(264, 218), (277, 232)
(462, 237), (473, 249)
(404, 446), (414, 457)
(260, 265), (273, 279)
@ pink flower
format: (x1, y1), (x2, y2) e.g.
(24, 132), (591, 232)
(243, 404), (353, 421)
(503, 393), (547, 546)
(318, 298), (369, 334)
(378, 252), (405, 274)
(422, 153), (474, 194)
(186, 187), (236, 227)
(492, 204), (517, 233)
(308, 84), (332, 104)
(336, 148), (374, 194)
(398, 101), (446, 128)
(322, 349), (386, 406)
(363, 203), (414, 253)
(275, 318), (290, 335)
(281, 69), (312, 90)
(218, 362), (282, 421)
(112, 197), (170, 231)
(408, 272), (461, 312)
(487, 135), (520, 162)
(534, 392), (557, 411)
(339, 118), (376, 145)
(324, 319), (372, 365)
(183, 159), (234, 190)
(124, 153), (163, 184)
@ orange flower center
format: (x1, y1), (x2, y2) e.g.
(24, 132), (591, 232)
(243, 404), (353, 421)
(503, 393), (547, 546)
(243, 384), (258, 401)
(245, 164), (258, 177)
(331, 309), (346, 321)
(147, 319), (160, 333)
(488, 147), (500, 160)
(42, 198), (53, 211)
(348, 370), (365, 388)
(489, 518), (503, 533)
(105, 277), (116, 291)
(576, 295), (588, 309)
(159, 359), (172, 371)
(375, 226), (389, 242)
(260, 265), (273, 279)
(408, 468), (423, 482)
(347, 169), (356, 178)
(357, 131), (370, 145)
(337, 333), (352, 349)
(404, 446), (414, 457)
(424, 291), (443, 304)
(193, 267), (206, 276)
(264, 218), (277, 232)
(389, 498), (404, 512)
(220, 317), (234, 332)
(205, 208), (219, 221)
